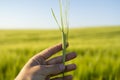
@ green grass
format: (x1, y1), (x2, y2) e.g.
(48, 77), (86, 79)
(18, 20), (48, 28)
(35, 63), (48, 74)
(0, 26), (120, 80)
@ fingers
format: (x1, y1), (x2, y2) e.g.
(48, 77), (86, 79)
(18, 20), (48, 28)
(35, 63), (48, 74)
(50, 75), (72, 80)
(42, 63), (76, 76)
(46, 52), (77, 64)
(42, 64), (65, 76)
(30, 64), (76, 79)
(51, 64), (76, 77)
(33, 43), (68, 61)
(65, 64), (76, 72)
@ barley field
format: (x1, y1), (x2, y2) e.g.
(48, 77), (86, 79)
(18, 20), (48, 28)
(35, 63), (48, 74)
(0, 26), (120, 80)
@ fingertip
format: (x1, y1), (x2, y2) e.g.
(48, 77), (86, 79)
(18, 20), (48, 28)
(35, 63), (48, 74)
(65, 52), (77, 61)
(65, 64), (77, 72)
(70, 64), (77, 70)
(73, 64), (77, 70)
(71, 52), (77, 57)
(73, 52), (77, 58)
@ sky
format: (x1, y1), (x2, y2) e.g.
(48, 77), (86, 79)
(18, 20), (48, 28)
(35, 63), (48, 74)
(0, 0), (120, 29)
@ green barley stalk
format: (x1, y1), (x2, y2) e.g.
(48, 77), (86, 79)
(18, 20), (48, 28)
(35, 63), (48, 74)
(51, 0), (70, 79)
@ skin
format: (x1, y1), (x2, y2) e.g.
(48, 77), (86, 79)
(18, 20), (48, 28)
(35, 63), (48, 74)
(15, 43), (77, 80)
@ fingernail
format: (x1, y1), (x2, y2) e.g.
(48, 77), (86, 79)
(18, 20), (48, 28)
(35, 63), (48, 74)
(59, 64), (65, 71)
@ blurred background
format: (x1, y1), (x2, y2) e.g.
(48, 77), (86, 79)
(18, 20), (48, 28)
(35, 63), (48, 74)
(0, 0), (120, 80)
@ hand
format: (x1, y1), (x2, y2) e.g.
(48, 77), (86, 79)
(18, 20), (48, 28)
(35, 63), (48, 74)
(15, 43), (77, 80)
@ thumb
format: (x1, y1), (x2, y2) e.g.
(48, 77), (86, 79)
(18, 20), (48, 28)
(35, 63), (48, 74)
(43, 64), (65, 75)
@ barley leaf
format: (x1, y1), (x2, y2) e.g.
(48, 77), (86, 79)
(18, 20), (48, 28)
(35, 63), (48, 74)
(51, 8), (62, 31)
(59, 0), (64, 31)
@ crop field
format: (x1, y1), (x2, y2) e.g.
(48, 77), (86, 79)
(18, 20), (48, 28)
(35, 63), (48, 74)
(0, 26), (120, 80)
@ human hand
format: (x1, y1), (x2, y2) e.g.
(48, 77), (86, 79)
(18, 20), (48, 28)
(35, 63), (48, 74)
(15, 43), (77, 80)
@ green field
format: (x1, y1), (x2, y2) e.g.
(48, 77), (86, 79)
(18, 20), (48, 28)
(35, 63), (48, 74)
(0, 26), (120, 80)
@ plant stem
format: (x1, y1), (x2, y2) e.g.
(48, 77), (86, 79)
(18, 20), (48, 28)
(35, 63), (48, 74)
(51, 0), (69, 79)
(62, 31), (67, 79)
